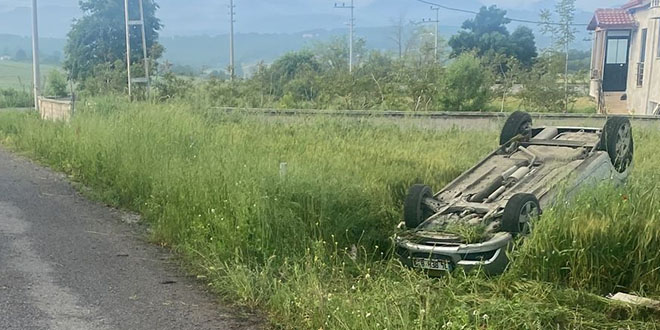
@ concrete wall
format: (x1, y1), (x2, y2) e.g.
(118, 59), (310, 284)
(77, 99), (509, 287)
(38, 97), (72, 122)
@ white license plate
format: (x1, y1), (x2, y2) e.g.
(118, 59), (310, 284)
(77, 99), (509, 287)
(412, 258), (450, 271)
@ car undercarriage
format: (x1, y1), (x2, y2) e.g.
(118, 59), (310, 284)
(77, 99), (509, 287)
(395, 112), (634, 275)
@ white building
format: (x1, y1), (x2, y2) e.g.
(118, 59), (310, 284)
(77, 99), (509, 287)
(589, 0), (660, 115)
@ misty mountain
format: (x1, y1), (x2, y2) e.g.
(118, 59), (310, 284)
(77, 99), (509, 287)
(1, 0), (598, 37)
(0, 34), (66, 62)
(0, 0), (596, 71)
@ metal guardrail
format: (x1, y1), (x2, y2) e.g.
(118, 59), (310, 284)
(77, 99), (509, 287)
(217, 107), (660, 122)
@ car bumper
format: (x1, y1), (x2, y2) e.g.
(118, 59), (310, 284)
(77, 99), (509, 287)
(395, 232), (513, 275)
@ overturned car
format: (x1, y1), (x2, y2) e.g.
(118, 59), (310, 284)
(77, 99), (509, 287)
(395, 111), (634, 275)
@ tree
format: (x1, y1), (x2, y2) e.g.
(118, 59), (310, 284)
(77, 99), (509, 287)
(510, 26), (538, 67)
(45, 70), (68, 98)
(267, 51), (322, 100)
(462, 5), (510, 36)
(405, 26), (447, 67)
(389, 15), (410, 59)
(442, 53), (493, 111)
(449, 6), (510, 57)
(519, 53), (577, 112)
(311, 36), (366, 72)
(64, 0), (163, 84)
(540, 0), (577, 112)
(449, 6), (536, 67)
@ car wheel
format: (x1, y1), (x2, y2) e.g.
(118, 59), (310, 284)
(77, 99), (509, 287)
(403, 184), (434, 229)
(501, 193), (540, 235)
(500, 111), (532, 152)
(600, 116), (634, 173)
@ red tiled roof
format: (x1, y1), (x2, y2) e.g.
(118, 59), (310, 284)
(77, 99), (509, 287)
(622, 0), (644, 10)
(588, 8), (638, 31)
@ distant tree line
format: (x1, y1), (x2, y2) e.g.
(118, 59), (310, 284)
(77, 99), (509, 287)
(55, 0), (590, 113)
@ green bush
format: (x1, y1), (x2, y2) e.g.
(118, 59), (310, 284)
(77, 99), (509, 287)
(45, 70), (69, 98)
(519, 53), (578, 112)
(154, 72), (194, 101)
(441, 53), (493, 111)
(0, 88), (33, 108)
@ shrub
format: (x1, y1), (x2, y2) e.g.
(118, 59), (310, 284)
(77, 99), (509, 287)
(154, 72), (194, 101)
(441, 53), (493, 111)
(519, 53), (578, 112)
(45, 70), (69, 98)
(0, 88), (33, 108)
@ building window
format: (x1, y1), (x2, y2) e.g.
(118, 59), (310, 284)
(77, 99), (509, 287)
(606, 39), (628, 64)
(638, 29), (647, 87)
(640, 29), (648, 63)
(657, 24), (660, 58)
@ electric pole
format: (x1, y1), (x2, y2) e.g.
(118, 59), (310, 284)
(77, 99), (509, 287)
(123, 0), (150, 99)
(31, 0), (41, 110)
(415, 6), (441, 62)
(334, 1), (354, 73)
(431, 6), (439, 61)
(229, 0), (236, 81)
(123, 0), (132, 97)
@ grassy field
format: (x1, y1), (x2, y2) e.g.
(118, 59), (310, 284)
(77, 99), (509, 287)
(0, 99), (659, 329)
(0, 60), (57, 90)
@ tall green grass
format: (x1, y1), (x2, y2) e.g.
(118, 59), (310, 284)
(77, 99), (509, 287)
(0, 88), (32, 108)
(0, 101), (659, 329)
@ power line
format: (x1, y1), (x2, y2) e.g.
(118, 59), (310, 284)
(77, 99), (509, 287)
(415, 0), (589, 27)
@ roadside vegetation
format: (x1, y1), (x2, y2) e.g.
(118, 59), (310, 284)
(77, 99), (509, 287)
(4, 0), (651, 328)
(0, 100), (659, 329)
(0, 60), (66, 108)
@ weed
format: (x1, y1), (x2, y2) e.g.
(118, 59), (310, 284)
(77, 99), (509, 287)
(0, 100), (658, 329)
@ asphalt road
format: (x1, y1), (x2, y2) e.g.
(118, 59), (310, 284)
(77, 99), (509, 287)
(0, 146), (261, 330)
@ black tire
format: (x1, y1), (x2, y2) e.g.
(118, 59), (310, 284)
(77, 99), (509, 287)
(403, 184), (434, 229)
(600, 116), (634, 173)
(500, 111), (533, 147)
(500, 193), (540, 235)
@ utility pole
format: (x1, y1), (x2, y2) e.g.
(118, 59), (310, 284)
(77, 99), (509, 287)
(229, 0), (236, 81)
(334, 1), (355, 73)
(123, 0), (150, 99)
(415, 6), (441, 62)
(123, 0), (132, 97)
(431, 6), (439, 61)
(31, 0), (40, 110)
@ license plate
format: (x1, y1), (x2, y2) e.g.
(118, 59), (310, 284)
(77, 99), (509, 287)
(412, 258), (450, 271)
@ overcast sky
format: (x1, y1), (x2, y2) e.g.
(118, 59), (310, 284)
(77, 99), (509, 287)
(0, 0), (629, 37)
(0, 0), (627, 11)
